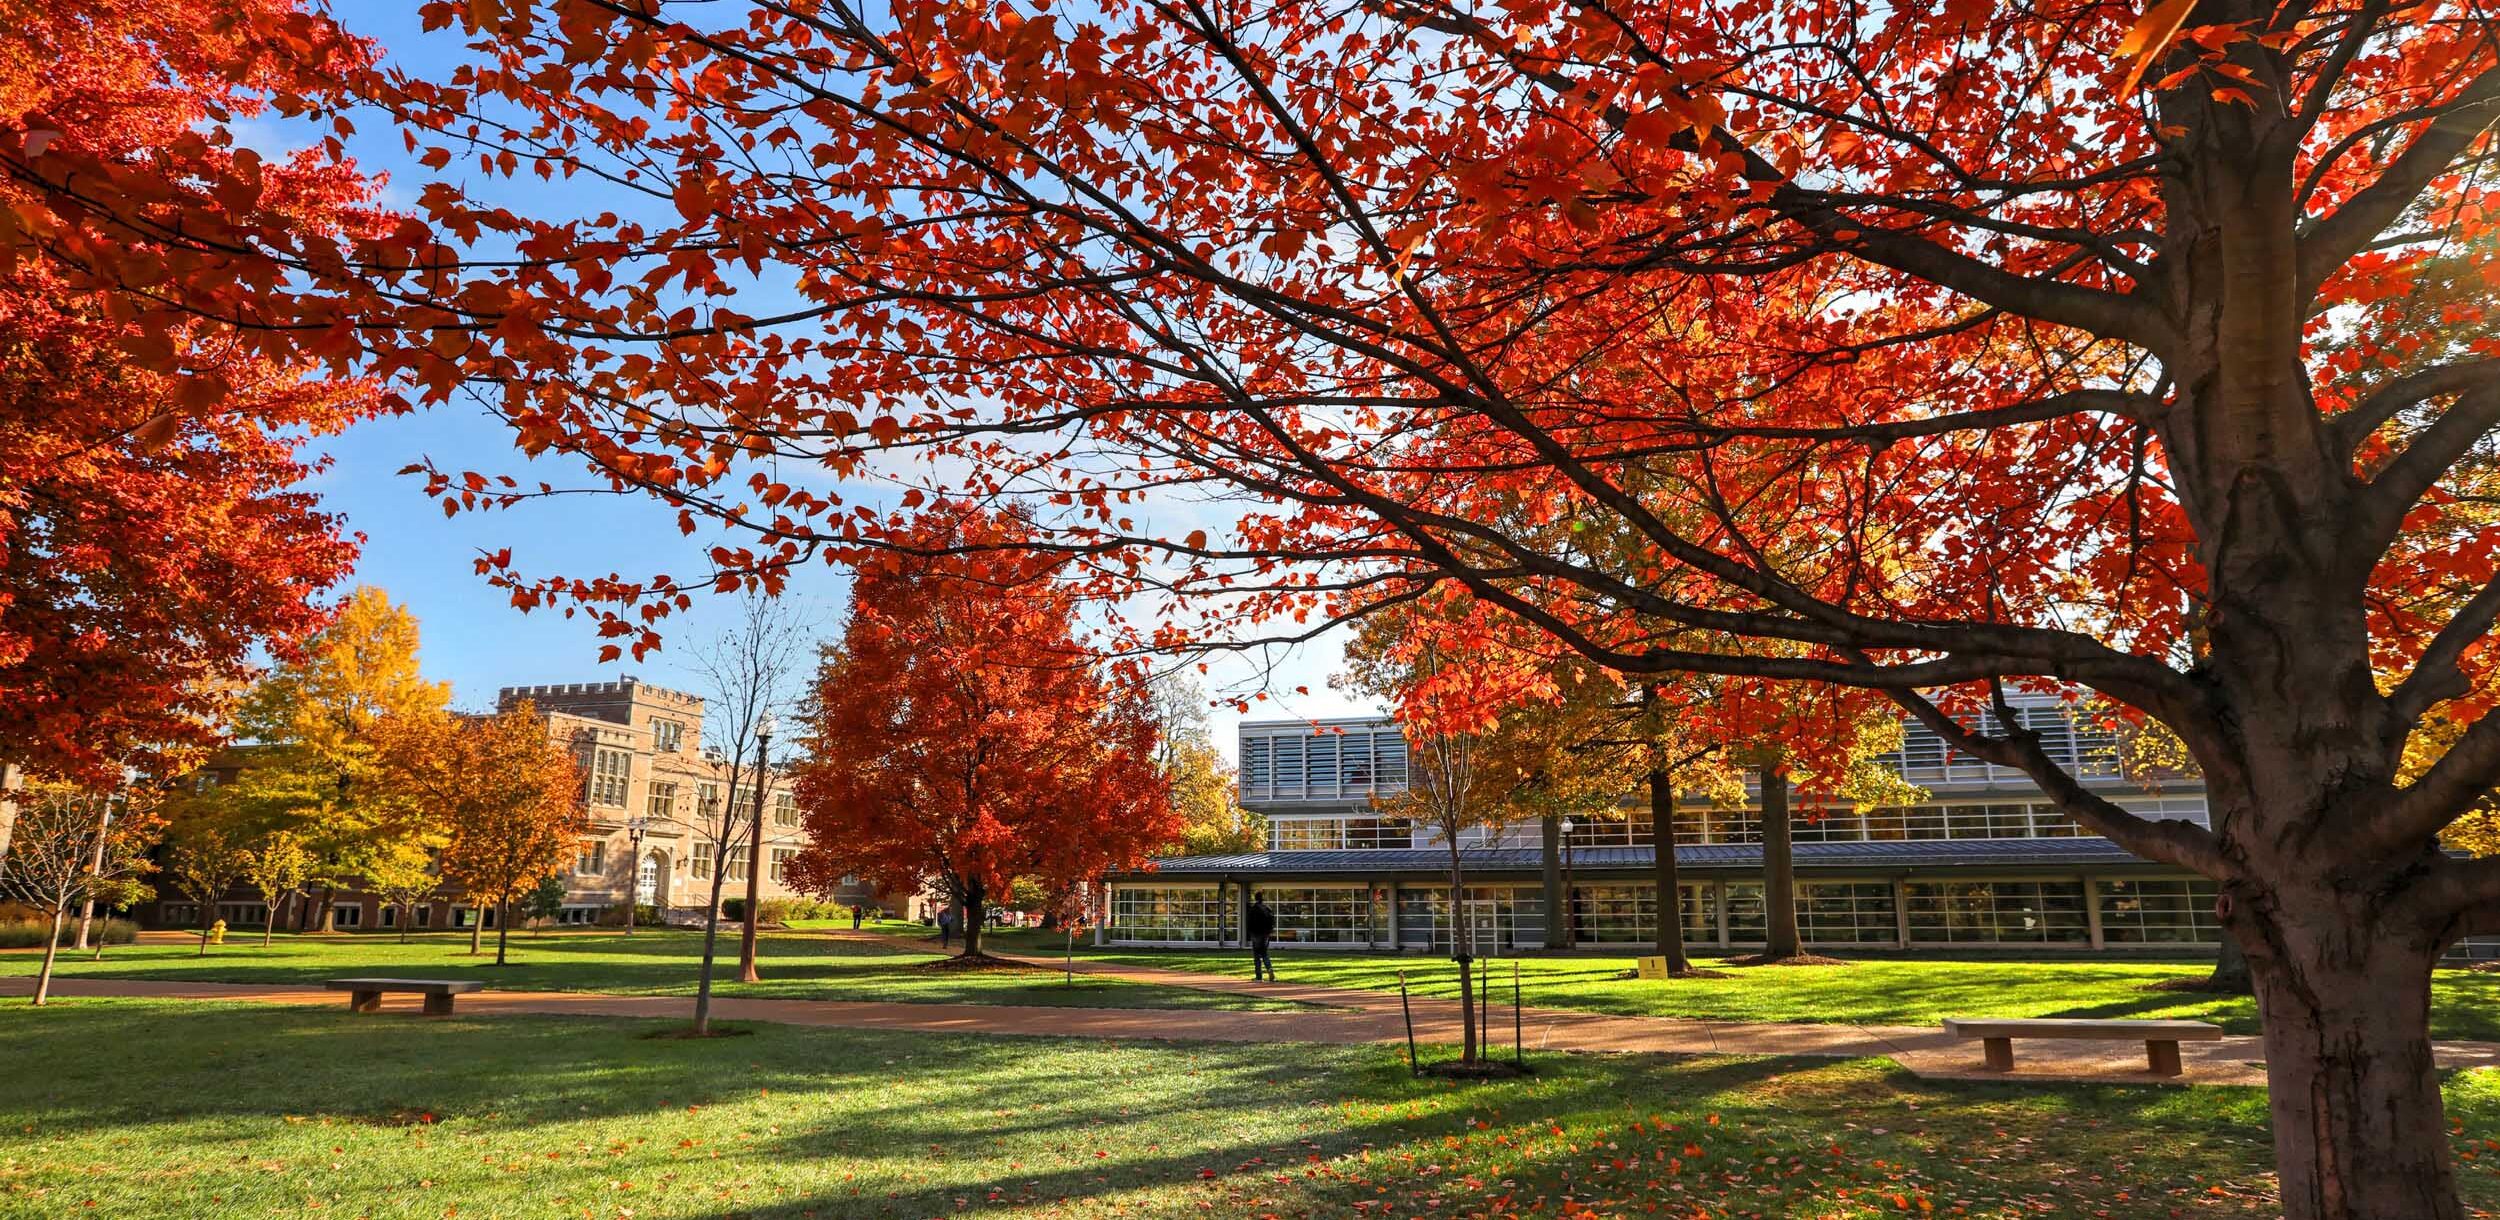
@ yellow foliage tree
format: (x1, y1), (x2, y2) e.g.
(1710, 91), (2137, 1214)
(228, 587), (449, 930)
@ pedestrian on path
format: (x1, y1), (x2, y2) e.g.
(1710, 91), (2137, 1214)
(850, 904), (864, 931)
(937, 904), (958, 950)
(1247, 896), (1277, 981)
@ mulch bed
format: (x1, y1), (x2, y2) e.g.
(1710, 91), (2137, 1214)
(1418, 1058), (1535, 1081)
(914, 952), (1048, 973)
(1720, 952), (1852, 968)
(1611, 967), (1735, 980)
(2140, 975), (2253, 994)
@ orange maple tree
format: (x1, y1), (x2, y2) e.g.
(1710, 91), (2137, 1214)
(7, 0), (2500, 1211)
(395, 702), (584, 967)
(784, 515), (1175, 960)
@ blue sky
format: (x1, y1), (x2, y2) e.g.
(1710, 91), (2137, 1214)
(286, 8), (1370, 754)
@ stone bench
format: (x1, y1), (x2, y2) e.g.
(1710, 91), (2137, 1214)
(1943, 1017), (2224, 1077)
(325, 978), (483, 1016)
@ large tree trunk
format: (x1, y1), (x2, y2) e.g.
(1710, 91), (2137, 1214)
(2243, 913), (2459, 1219)
(2205, 934), (2254, 993)
(1650, 769), (1691, 975)
(1759, 768), (1799, 960)
(960, 883), (986, 958)
(317, 885), (336, 933)
(31, 907), (63, 1006)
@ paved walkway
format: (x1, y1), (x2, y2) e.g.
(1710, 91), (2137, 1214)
(15, 933), (2500, 1090)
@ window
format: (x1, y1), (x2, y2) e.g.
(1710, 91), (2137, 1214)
(696, 782), (723, 818)
(1108, 886), (1228, 944)
(1563, 813), (1656, 848)
(379, 905), (397, 928)
(415, 905), (432, 928)
(2098, 878), (2221, 944)
(575, 841), (607, 877)
(1796, 882), (1899, 944)
(332, 904), (362, 929)
(1904, 880), (2089, 944)
(726, 846), (751, 882)
(588, 747), (632, 807)
(769, 847), (796, 882)
(692, 842), (714, 879)
(648, 781), (678, 820)
(1267, 815), (1410, 852)
(772, 791), (799, 828)
(1253, 885), (1378, 944)
(652, 718), (684, 753)
(1567, 884), (1713, 945)
(1394, 885), (1543, 952)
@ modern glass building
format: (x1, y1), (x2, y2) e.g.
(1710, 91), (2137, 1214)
(1102, 702), (2248, 955)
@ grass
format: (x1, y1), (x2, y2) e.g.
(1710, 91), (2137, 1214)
(13, 997), (2500, 1217)
(0, 929), (1307, 1012)
(976, 931), (2500, 1039)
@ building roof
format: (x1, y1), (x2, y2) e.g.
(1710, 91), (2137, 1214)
(1123, 836), (2155, 879)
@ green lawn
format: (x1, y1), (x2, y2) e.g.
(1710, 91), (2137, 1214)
(14, 997), (2500, 1217)
(0, 930), (1304, 1012)
(979, 932), (2500, 1039)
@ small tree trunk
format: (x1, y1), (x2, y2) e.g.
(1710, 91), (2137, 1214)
(262, 895), (279, 947)
(318, 885), (337, 934)
(1539, 815), (1566, 950)
(72, 794), (110, 952)
(693, 864), (732, 1035)
(1445, 839), (1477, 1064)
(494, 898), (511, 966)
(2248, 919), (2461, 1219)
(1760, 768), (1799, 960)
(469, 903), (485, 955)
(198, 912), (211, 957)
(1650, 769), (1691, 975)
(399, 905), (412, 944)
(32, 908), (64, 1006)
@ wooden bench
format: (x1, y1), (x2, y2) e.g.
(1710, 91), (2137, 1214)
(1943, 1017), (2224, 1077)
(325, 978), (483, 1016)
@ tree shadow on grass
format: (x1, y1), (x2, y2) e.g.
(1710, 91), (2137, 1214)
(20, 1000), (2500, 1217)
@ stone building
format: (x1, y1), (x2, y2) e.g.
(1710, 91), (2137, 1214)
(153, 675), (908, 931)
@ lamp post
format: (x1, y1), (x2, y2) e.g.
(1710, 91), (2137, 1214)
(737, 713), (775, 984)
(1557, 817), (1577, 948)
(623, 813), (651, 935)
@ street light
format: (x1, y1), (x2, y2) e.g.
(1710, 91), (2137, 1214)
(737, 713), (776, 983)
(623, 813), (651, 935)
(1557, 816), (1577, 948)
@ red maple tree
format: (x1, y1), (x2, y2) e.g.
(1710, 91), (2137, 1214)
(0, 0), (384, 781)
(0, 277), (374, 781)
(784, 516), (1175, 959)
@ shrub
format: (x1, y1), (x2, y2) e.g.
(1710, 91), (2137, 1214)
(594, 904), (663, 928)
(753, 898), (797, 925)
(0, 917), (137, 948)
(719, 897), (744, 921)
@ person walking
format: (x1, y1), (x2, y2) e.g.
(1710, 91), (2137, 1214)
(850, 903), (865, 931)
(937, 904), (957, 950)
(1247, 895), (1278, 982)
